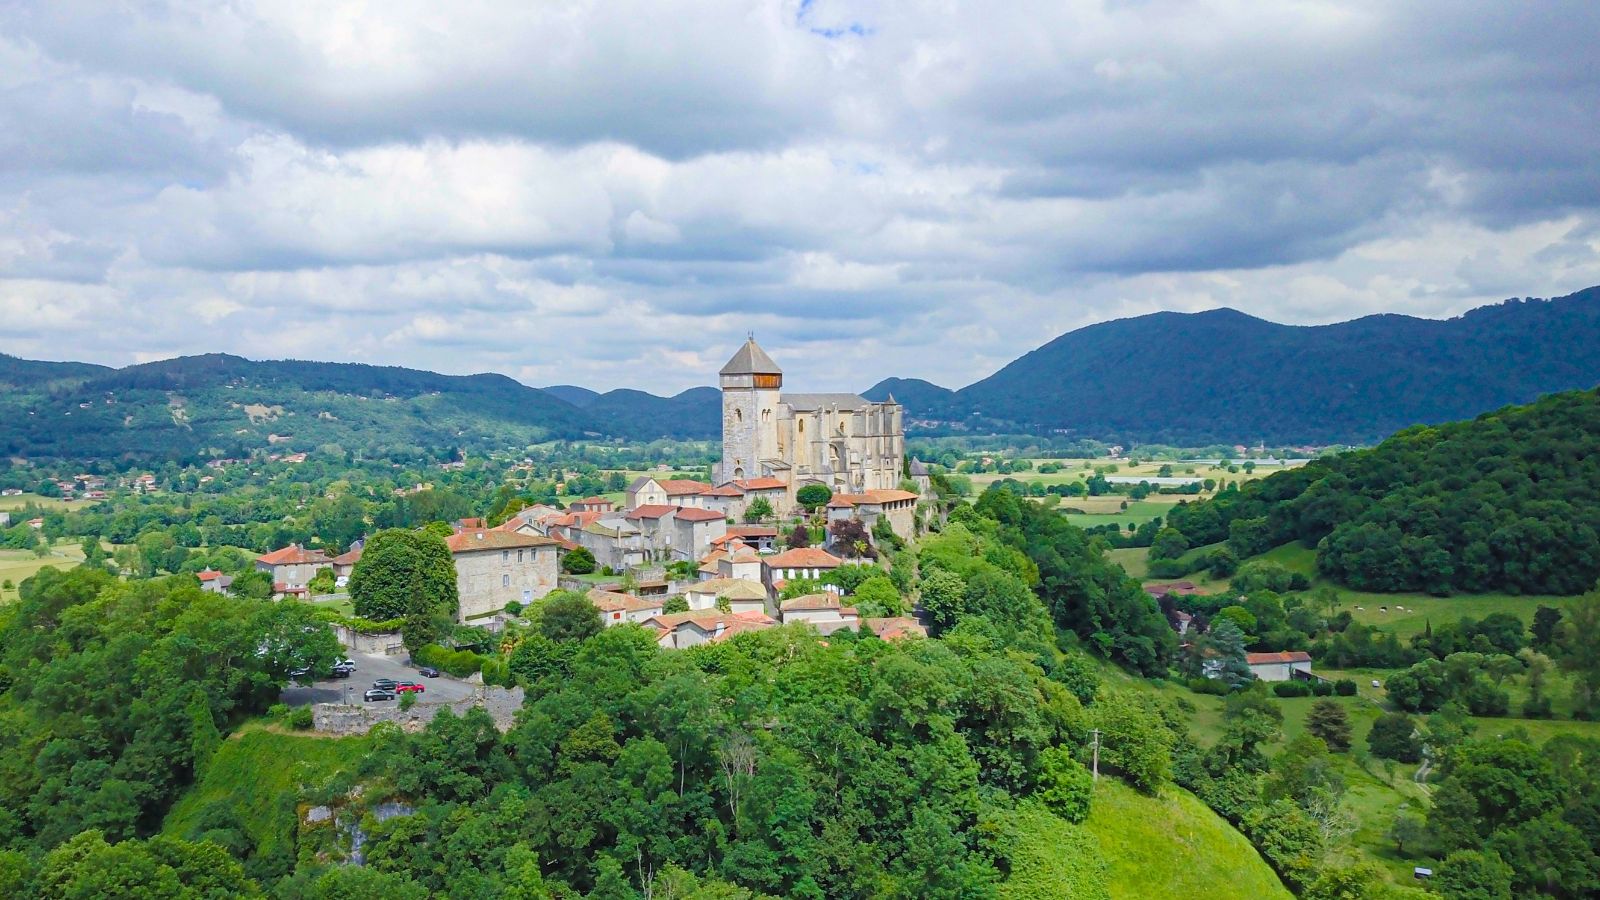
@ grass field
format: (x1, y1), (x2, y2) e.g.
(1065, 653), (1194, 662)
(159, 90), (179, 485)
(1084, 779), (1292, 899)
(163, 724), (370, 863)
(0, 492), (73, 511)
(0, 542), (86, 602)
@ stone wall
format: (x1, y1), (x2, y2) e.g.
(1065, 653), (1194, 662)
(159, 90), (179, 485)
(312, 684), (525, 735)
(333, 625), (404, 655)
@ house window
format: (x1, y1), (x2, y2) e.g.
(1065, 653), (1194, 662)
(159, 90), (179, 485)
(502, 574), (510, 588)
(517, 549), (524, 563)
(501, 550), (510, 564)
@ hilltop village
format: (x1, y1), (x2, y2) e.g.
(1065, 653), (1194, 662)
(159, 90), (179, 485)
(249, 338), (931, 648)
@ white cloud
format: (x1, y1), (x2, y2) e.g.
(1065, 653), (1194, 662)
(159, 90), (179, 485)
(0, 1), (1596, 394)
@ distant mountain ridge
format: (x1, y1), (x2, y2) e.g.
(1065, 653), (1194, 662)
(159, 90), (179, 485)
(877, 285), (1600, 445)
(4, 285), (1598, 459)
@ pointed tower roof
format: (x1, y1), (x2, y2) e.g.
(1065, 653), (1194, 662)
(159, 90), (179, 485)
(720, 337), (782, 376)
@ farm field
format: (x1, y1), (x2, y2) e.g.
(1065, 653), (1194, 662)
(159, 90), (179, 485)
(0, 492), (74, 511)
(0, 541), (87, 601)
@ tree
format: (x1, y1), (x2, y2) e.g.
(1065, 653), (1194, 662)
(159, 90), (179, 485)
(1149, 527), (1189, 560)
(308, 566), (336, 596)
(1034, 746), (1093, 823)
(827, 518), (875, 558)
(786, 523), (810, 549)
(662, 596), (688, 614)
(1305, 700), (1352, 752)
(1433, 849), (1514, 900)
(349, 529), (459, 623)
(851, 576), (902, 618)
(1531, 605), (1563, 650)
(918, 568), (967, 632)
(227, 569), (272, 600)
(1367, 712), (1422, 763)
(536, 590), (603, 643)
(1388, 810), (1426, 855)
(743, 497), (773, 523)
(796, 484), (832, 514)
(562, 545), (596, 575)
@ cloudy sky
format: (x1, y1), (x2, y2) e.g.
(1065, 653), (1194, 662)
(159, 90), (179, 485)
(3, 1), (1599, 394)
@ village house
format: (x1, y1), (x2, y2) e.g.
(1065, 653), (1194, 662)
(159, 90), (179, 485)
(863, 616), (929, 640)
(761, 546), (844, 596)
(645, 610), (777, 649)
(445, 530), (561, 624)
(196, 569), (233, 594)
(1246, 651), (1314, 682)
(254, 545), (333, 598)
(575, 516), (650, 572)
(778, 592), (859, 632)
(700, 544), (764, 582)
(331, 547), (362, 588)
(681, 577), (769, 615)
(824, 488), (920, 539)
(626, 477), (714, 510)
(717, 525), (778, 553)
(570, 496), (615, 513)
(588, 588), (665, 626)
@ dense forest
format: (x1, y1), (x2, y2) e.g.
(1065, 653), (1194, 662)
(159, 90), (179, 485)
(876, 286), (1600, 445)
(1161, 387), (1600, 595)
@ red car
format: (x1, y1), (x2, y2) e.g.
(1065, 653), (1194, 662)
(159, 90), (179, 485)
(394, 681), (425, 694)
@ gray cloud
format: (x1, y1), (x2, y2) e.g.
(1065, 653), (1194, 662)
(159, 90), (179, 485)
(0, 1), (1598, 394)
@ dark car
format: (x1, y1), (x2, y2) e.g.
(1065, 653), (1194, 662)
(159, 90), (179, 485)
(329, 667), (350, 679)
(372, 678), (397, 691)
(395, 681), (425, 694)
(364, 689), (395, 702)
(418, 666), (440, 678)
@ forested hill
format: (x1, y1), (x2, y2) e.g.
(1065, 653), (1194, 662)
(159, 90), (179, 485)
(0, 353), (711, 461)
(1162, 387), (1600, 596)
(900, 286), (1600, 445)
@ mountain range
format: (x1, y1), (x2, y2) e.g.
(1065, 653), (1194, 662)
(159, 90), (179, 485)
(3, 286), (1598, 460)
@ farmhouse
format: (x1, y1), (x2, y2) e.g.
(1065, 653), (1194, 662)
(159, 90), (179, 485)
(255, 545), (332, 598)
(1246, 651), (1314, 682)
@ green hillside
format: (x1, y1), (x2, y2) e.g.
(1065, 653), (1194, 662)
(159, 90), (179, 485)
(163, 726), (369, 873)
(1083, 780), (1291, 900)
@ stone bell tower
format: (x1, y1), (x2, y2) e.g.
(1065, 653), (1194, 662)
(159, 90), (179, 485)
(717, 336), (782, 484)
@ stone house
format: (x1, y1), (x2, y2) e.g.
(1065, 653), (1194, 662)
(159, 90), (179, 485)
(671, 507), (728, 561)
(778, 592), (858, 628)
(626, 477), (712, 510)
(331, 547), (362, 588)
(445, 530), (560, 624)
(761, 546), (844, 596)
(196, 569), (233, 594)
(570, 496), (615, 513)
(645, 610), (777, 649)
(588, 588), (665, 626)
(255, 545), (333, 598)
(681, 577), (769, 615)
(825, 489), (920, 540)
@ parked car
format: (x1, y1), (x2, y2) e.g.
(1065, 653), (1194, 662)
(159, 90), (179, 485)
(364, 689), (395, 702)
(288, 667), (310, 680)
(329, 667), (350, 679)
(372, 679), (397, 691)
(395, 682), (425, 693)
(418, 666), (440, 678)
(333, 659), (357, 673)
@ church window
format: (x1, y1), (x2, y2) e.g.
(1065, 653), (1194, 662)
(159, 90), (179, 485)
(735, 408), (742, 423)
(797, 419), (804, 434)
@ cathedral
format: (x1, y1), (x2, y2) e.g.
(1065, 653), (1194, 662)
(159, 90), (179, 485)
(715, 338), (906, 507)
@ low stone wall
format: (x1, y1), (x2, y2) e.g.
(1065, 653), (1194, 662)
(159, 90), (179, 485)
(334, 625), (404, 655)
(312, 685), (525, 735)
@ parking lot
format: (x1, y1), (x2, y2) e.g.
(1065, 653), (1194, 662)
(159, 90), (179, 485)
(281, 651), (478, 707)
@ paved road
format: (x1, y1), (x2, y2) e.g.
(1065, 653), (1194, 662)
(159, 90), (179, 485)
(281, 650), (477, 707)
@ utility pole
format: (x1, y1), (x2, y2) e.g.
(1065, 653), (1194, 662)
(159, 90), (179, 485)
(1090, 728), (1101, 781)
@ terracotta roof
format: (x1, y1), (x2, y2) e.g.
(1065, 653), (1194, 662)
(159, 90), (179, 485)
(331, 548), (363, 565)
(866, 489), (919, 504)
(647, 609), (777, 632)
(733, 477), (786, 491)
(685, 578), (769, 601)
(587, 588), (662, 613)
(1245, 651), (1313, 665)
(673, 507), (725, 522)
(456, 517), (486, 529)
(257, 545), (332, 566)
(703, 484), (745, 497)
(577, 496), (610, 504)
(626, 504), (677, 520)
(728, 525), (778, 537)
(780, 592), (845, 611)
(763, 547), (843, 569)
(827, 494), (870, 508)
(273, 583), (307, 594)
(830, 489), (918, 508)
(445, 531), (560, 553)
(658, 479), (712, 496)
(196, 569), (223, 581)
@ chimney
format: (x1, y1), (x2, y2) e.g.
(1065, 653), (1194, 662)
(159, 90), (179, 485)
(476, 532), (485, 540)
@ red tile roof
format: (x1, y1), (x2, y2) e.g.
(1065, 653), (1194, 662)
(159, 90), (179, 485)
(257, 545), (332, 566)
(626, 504), (677, 520)
(673, 507), (725, 522)
(1245, 651), (1313, 665)
(703, 484), (745, 497)
(780, 592), (846, 611)
(331, 548), (363, 566)
(658, 479), (712, 496)
(728, 525), (778, 537)
(445, 531), (560, 553)
(196, 569), (223, 582)
(733, 477), (786, 491)
(864, 617), (928, 640)
(763, 547), (843, 569)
